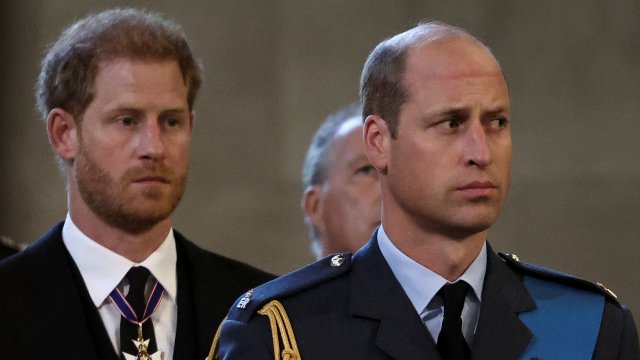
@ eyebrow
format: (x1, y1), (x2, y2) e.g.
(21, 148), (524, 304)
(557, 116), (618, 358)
(107, 107), (189, 116)
(160, 108), (189, 116)
(435, 105), (510, 118)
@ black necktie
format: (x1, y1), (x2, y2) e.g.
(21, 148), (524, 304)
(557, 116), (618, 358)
(120, 266), (157, 358)
(437, 281), (470, 360)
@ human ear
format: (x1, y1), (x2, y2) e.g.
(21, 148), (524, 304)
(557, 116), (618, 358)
(363, 115), (389, 173)
(47, 108), (78, 161)
(302, 185), (326, 233)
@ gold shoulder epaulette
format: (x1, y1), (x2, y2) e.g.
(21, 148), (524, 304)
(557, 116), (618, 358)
(258, 300), (301, 360)
(205, 300), (301, 360)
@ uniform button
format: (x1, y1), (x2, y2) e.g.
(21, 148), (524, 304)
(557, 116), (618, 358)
(330, 254), (345, 267)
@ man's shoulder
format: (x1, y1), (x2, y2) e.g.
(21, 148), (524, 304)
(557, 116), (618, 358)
(225, 253), (353, 323)
(498, 252), (620, 304)
(0, 251), (26, 280)
(174, 231), (274, 278)
(497, 252), (639, 358)
(0, 224), (67, 311)
(0, 223), (62, 273)
(173, 230), (275, 288)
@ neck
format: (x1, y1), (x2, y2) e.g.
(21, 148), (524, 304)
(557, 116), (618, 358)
(382, 212), (486, 282)
(68, 196), (171, 264)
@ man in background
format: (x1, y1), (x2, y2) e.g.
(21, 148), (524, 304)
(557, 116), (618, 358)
(301, 103), (381, 259)
(0, 8), (272, 359)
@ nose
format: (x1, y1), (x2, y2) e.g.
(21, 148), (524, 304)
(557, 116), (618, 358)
(137, 120), (165, 160)
(462, 122), (492, 168)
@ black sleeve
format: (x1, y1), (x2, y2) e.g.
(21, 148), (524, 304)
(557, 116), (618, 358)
(0, 263), (26, 359)
(593, 300), (639, 360)
(618, 306), (639, 360)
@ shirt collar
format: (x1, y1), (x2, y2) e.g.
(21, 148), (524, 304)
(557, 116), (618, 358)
(377, 225), (487, 315)
(62, 214), (178, 307)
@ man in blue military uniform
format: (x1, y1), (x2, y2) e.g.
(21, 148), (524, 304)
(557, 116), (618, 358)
(211, 21), (639, 359)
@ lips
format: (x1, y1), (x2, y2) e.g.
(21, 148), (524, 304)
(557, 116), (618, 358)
(456, 180), (496, 197)
(457, 181), (496, 190)
(133, 175), (170, 184)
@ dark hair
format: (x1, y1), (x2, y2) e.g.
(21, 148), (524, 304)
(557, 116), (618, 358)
(35, 7), (202, 121)
(360, 21), (482, 138)
(301, 102), (362, 254)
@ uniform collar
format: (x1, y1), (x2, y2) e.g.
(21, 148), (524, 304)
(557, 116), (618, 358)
(62, 214), (178, 307)
(377, 225), (486, 315)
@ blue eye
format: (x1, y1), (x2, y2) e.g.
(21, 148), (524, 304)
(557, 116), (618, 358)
(166, 118), (179, 127)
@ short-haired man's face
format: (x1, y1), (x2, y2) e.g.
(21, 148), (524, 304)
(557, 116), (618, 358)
(305, 118), (381, 258)
(73, 58), (193, 234)
(372, 38), (511, 238)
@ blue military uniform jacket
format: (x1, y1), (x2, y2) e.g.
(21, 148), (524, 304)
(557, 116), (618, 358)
(215, 235), (639, 360)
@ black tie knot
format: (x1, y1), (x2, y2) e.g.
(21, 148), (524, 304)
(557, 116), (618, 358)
(439, 281), (469, 318)
(125, 266), (151, 316)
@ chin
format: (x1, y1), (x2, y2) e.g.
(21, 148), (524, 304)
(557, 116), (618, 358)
(442, 215), (496, 240)
(108, 210), (172, 234)
(98, 198), (178, 234)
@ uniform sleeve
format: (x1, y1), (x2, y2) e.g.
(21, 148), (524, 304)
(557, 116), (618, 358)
(618, 306), (639, 360)
(593, 300), (639, 359)
(216, 315), (275, 360)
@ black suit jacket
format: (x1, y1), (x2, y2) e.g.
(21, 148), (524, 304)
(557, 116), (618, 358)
(216, 235), (639, 359)
(0, 222), (274, 360)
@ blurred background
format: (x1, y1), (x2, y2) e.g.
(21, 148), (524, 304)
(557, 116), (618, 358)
(1, 1), (638, 317)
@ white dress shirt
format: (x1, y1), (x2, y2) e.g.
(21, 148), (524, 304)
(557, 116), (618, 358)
(62, 214), (178, 359)
(377, 225), (487, 346)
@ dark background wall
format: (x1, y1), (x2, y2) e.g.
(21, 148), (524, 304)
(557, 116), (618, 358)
(1, 1), (639, 318)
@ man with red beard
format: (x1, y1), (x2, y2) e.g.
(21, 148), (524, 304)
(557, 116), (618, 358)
(0, 8), (272, 360)
(212, 22), (638, 360)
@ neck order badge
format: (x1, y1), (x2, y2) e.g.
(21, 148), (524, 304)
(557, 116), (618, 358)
(110, 278), (165, 360)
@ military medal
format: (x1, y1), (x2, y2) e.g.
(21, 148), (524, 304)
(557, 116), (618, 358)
(125, 323), (154, 360)
(110, 280), (165, 360)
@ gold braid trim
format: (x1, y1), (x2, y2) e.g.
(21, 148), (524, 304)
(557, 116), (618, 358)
(205, 316), (227, 360)
(257, 300), (301, 360)
(205, 301), (301, 360)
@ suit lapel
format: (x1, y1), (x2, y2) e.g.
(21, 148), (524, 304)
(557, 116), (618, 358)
(172, 235), (199, 359)
(26, 223), (115, 360)
(349, 237), (442, 360)
(471, 246), (535, 360)
(172, 233), (235, 359)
